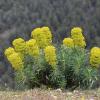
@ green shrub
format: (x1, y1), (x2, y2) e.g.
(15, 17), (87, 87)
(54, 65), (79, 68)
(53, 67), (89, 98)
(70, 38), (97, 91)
(4, 27), (100, 90)
(14, 46), (99, 90)
(57, 46), (98, 89)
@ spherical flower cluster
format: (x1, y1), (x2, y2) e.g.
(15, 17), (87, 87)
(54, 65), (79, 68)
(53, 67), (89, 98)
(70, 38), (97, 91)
(63, 38), (74, 47)
(90, 47), (100, 68)
(31, 26), (52, 48)
(44, 46), (57, 67)
(26, 39), (39, 57)
(4, 47), (23, 71)
(12, 38), (26, 54)
(71, 27), (86, 48)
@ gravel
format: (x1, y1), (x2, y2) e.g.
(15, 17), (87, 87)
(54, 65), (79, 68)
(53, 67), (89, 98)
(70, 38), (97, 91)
(0, 88), (100, 100)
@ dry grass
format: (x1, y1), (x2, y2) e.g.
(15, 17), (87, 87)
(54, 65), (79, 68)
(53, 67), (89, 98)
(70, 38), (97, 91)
(0, 88), (100, 100)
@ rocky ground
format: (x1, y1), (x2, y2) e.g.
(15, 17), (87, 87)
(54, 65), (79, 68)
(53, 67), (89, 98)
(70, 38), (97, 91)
(0, 88), (100, 100)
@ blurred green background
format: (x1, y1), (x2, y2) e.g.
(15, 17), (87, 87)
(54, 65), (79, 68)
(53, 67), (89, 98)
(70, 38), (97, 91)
(0, 0), (100, 47)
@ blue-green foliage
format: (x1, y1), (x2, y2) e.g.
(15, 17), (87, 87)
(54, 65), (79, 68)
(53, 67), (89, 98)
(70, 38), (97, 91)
(15, 47), (99, 90)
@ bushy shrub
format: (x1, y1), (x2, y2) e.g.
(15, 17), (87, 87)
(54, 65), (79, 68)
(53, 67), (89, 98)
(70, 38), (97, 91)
(4, 26), (100, 90)
(57, 46), (98, 89)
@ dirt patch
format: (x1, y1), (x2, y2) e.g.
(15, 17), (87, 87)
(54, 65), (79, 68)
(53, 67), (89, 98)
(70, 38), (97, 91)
(0, 88), (100, 100)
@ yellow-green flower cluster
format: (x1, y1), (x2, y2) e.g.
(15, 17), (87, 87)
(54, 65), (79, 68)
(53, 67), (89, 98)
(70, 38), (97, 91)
(4, 47), (23, 71)
(26, 39), (39, 57)
(5, 37), (40, 70)
(31, 26), (52, 48)
(90, 47), (100, 68)
(71, 27), (86, 48)
(44, 46), (57, 67)
(42, 27), (52, 43)
(63, 38), (74, 47)
(4, 47), (15, 57)
(12, 38), (26, 54)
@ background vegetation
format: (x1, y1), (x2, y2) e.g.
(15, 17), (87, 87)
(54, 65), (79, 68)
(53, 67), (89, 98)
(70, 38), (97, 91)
(0, 0), (100, 46)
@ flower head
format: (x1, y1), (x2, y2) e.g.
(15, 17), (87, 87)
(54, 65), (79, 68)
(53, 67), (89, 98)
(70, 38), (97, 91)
(12, 38), (26, 54)
(71, 27), (82, 34)
(63, 38), (74, 47)
(4, 47), (15, 57)
(6, 52), (23, 71)
(31, 26), (52, 48)
(73, 39), (86, 48)
(90, 47), (100, 68)
(44, 46), (57, 67)
(71, 27), (86, 48)
(41, 26), (52, 43)
(26, 39), (39, 57)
